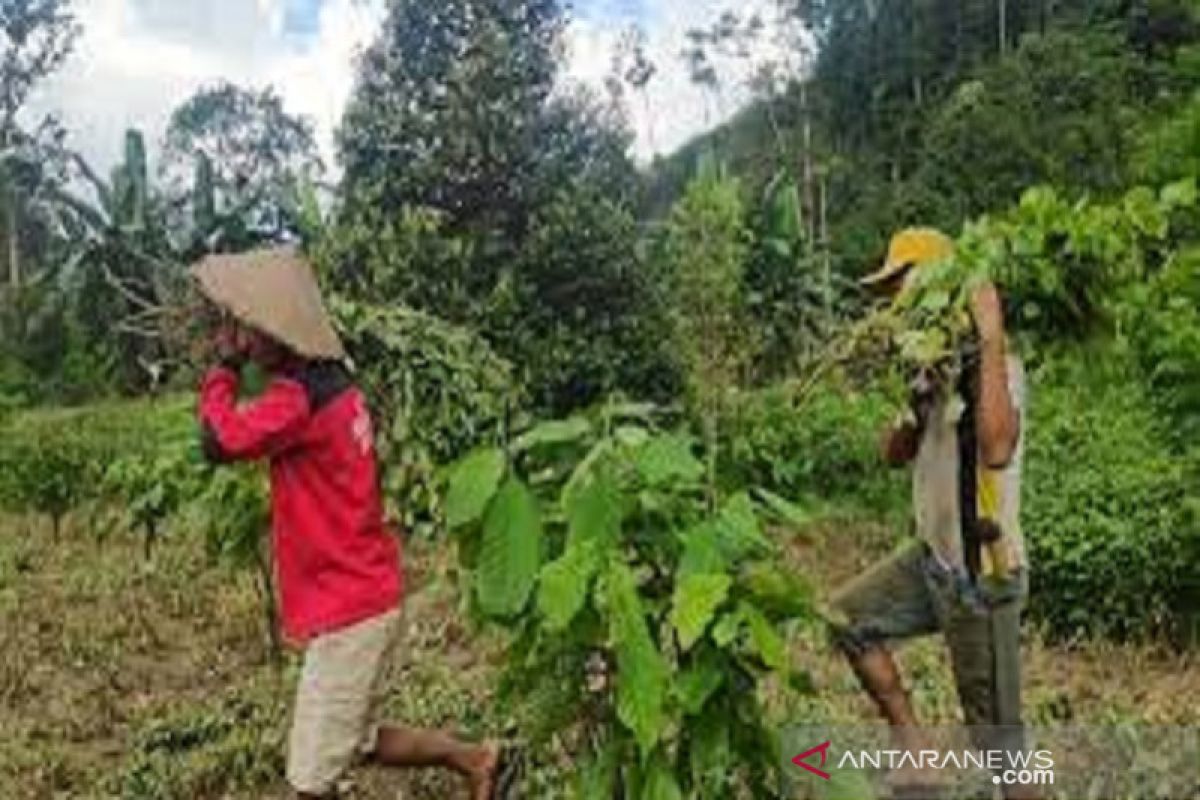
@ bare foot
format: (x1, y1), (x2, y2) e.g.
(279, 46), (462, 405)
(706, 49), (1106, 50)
(468, 741), (500, 800)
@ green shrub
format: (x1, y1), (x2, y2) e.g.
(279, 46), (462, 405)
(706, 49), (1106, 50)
(1124, 245), (1200, 445)
(1024, 349), (1200, 640)
(102, 413), (206, 556)
(0, 397), (203, 542)
(722, 381), (906, 517)
(0, 409), (109, 536)
(445, 407), (816, 797)
(333, 299), (520, 537)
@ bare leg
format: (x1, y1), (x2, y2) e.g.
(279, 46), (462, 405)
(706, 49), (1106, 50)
(847, 644), (928, 749)
(845, 644), (944, 797)
(369, 726), (499, 800)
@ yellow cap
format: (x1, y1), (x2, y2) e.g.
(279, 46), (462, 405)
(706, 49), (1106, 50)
(861, 228), (955, 286)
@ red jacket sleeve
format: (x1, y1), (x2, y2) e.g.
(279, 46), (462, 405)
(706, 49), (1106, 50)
(199, 366), (310, 462)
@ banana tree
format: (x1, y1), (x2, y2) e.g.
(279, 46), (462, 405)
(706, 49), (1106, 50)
(51, 127), (296, 388)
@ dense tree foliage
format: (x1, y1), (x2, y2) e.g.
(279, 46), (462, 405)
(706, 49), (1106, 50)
(0, 0), (78, 290)
(332, 0), (654, 413)
(162, 82), (323, 246)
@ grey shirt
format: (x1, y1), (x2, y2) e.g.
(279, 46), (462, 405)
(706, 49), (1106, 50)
(912, 354), (1027, 577)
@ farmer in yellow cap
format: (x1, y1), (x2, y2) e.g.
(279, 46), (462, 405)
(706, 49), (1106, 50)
(829, 229), (1036, 798)
(192, 247), (509, 799)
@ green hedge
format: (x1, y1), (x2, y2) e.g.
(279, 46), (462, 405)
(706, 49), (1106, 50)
(333, 300), (520, 537)
(1024, 351), (1200, 641)
(721, 379), (907, 516)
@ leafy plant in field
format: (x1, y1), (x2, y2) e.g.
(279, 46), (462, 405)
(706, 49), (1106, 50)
(103, 444), (203, 558)
(661, 165), (754, 505)
(332, 298), (519, 537)
(1024, 350), (1200, 641)
(1121, 245), (1200, 445)
(192, 465), (278, 657)
(445, 406), (815, 797)
(95, 399), (206, 555)
(0, 412), (104, 537)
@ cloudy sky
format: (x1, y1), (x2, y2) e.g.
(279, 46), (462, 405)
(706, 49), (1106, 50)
(26, 0), (798, 174)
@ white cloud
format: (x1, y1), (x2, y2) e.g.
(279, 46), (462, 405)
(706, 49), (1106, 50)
(26, 0), (384, 174)
(24, 0), (800, 176)
(565, 0), (805, 162)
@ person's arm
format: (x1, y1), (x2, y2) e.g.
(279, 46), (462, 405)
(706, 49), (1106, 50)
(199, 366), (310, 463)
(880, 371), (937, 467)
(971, 283), (1020, 469)
(881, 416), (920, 466)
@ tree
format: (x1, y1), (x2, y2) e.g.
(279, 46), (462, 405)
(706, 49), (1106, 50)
(333, 0), (656, 412)
(912, 28), (1136, 222)
(661, 164), (753, 504)
(0, 0), (77, 136)
(338, 0), (565, 236)
(607, 24), (657, 154)
(0, 0), (79, 288)
(162, 82), (323, 242)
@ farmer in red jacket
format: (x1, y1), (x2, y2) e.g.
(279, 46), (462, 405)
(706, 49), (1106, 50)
(193, 247), (502, 800)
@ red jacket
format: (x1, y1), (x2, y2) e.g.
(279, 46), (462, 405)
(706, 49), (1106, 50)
(199, 364), (403, 644)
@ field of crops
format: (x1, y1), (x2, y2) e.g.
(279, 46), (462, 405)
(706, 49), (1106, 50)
(2, 502), (1196, 799)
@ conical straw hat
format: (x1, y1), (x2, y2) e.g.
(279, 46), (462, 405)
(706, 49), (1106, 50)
(191, 246), (346, 360)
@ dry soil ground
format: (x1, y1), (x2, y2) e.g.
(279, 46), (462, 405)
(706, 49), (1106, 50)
(1, 513), (1196, 799)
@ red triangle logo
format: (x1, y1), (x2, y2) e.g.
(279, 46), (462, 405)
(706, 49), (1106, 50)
(792, 740), (832, 780)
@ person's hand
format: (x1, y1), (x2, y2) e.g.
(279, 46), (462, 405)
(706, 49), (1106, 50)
(909, 368), (938, 428)
(212, 322), (247, 368)
(969, 282), (1006, 344)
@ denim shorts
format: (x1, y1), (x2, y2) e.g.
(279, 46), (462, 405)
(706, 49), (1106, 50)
(829, 539), (1027, 730)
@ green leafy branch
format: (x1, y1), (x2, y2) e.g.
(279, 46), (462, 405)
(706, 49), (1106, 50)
(444, 405), (815, 798)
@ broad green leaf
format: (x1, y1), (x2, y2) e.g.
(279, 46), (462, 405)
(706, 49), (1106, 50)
(711, 609), (743, 648)
(476, 477), (542, 619)
(607, 561), (668, 757)
(577, 738), (619, 800)
(615, 425), (651, 448)
(537, 544), (594, 632)
(743, 603), (787, 670)
(635, 433), (704, 487)
(714, 492), (770, 560)
(670, 573), (732, 651)
(1161, 178), (1197, 210)
(512, 417), (591, 452)
(918, 288), (950, 312)
(566, 470), (622, 551)
(562, 438), (615, 505)
(740, 562), (815, 618)
(678, 522), (727, 577)
(640, 753), (683, 800)
(676, 650), (725, 715)
(603, 401), (658, 423)
(445, 448), (506, 529)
